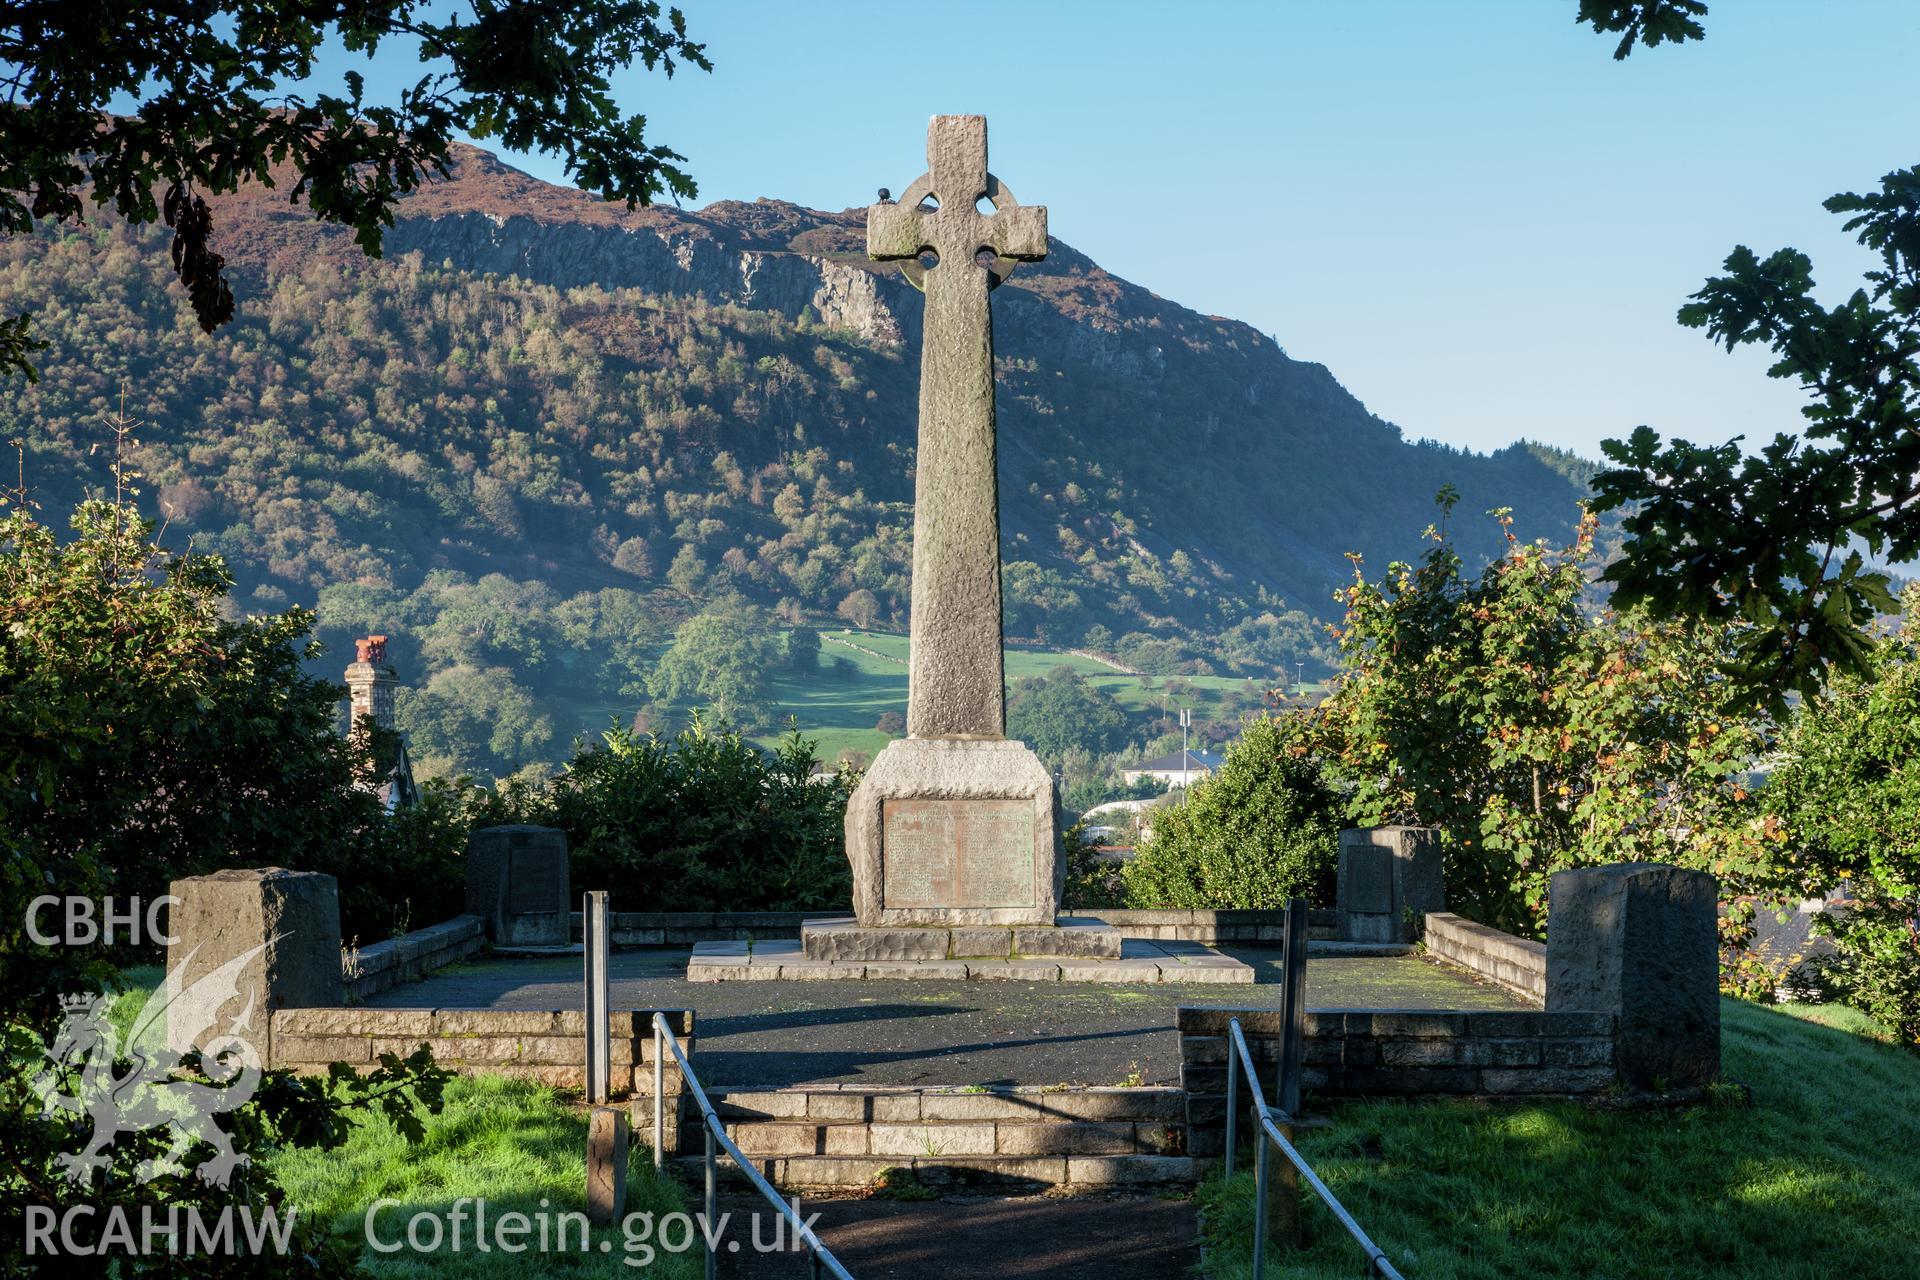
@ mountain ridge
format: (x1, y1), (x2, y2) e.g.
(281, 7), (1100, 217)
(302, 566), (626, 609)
(0, 143), (1600, 774)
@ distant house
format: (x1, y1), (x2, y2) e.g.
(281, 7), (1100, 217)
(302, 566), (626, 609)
(1077, 793), (1182, 851)
(1120, 749), (1222, 787)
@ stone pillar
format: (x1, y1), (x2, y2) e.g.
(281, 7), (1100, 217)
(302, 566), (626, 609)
(1546, 862), (1719, 1090)
(465, 825), (571, 947)
(165, 868), (343, 1059)
(1337, 826), (1445, 943)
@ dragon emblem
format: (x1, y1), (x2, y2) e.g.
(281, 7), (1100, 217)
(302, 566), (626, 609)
(31, 941), (272, 1188)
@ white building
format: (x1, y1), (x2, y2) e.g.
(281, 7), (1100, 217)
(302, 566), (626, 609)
(1119, 748), (1222, 788)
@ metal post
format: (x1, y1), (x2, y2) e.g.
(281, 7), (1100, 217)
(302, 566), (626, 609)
(1281, 896), (1308, 1118)
(584, 891), (610, 1105)
(1180, 707), (1192, 794)
(1252, 1136), (1270, 1280)
(704, 1124), (718, 1280)
(1224, 1023), (1239, 1179)
(653, 1018), (665, 1170)
(1275, 903), (1293, 1110)
(1266, 1111), (1302, 1250)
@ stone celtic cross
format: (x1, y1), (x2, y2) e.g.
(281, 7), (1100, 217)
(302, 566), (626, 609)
(869, 115), (1048, 739)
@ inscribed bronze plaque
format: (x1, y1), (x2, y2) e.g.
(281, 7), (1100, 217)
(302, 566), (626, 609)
(881, 799), (1035, 909)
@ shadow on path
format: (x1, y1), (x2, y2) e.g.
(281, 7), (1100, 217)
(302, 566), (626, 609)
(715, 1193), (1198, 1280)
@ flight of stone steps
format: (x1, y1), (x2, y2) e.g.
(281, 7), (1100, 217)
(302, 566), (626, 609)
(678, 1084), (1195, 1190)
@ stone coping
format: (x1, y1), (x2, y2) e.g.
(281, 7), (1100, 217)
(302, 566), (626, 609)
(273, 1006), (695, 1038)
(1173, 1006), (1612, 1039)
(687, 937), (1253, 984)
(570, 908), (1339, 928)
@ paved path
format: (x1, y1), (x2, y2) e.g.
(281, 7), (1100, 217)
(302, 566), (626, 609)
(714, 1192), (1198, 1280)
(370, 948), (1521, 1088)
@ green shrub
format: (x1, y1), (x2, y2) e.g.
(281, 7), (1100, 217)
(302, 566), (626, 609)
(539, 720), (852, 911)
(1, 493), (447, 1275)
(1121, 716), (1341, 909)
(1307, 498), (1769, 934)
(1763, 586), (1920, 1049)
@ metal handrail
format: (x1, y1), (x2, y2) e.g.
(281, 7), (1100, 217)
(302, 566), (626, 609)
(1225, 1016), (1406, 1280)
(652, 1011), (856, 1280)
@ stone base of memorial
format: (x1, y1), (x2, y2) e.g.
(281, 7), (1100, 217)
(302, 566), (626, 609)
(686, 936), (1252, 983)
(844, 737), (1061, 926)
(800, 916), (1121, 961)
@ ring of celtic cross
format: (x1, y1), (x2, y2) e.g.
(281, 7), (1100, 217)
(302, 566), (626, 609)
(892, 172), (1031, 292)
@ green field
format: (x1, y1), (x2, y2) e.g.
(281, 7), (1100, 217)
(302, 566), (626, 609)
(758, 629), (1297, 763)
(541, 627), (1317, 769)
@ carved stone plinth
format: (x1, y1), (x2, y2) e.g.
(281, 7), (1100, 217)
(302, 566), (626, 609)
(801, 916), (1120, 961)
(844, 738), (1059, 926)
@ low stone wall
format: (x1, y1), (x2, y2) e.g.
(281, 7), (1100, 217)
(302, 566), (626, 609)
(1078, 909), (1339, 944)
(269, 1007), (696, 1149)
(570, 908), (1338, 947)
(575, 911), (822, 946)
(1423, 912), (1546, 1004)
(1176, 1006), (1617, 1156)
(343, 914), (487, 1002)
(269, 1006), (691, 1087)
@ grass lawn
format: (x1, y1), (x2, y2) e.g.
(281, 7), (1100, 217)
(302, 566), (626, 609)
(272, 1075), (699, 1279)
(104, 967), (700, 1278)
(1196, 999), (1919, 1279)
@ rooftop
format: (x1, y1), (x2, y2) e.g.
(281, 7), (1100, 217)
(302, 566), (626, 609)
(1124, 749), (1223, 774)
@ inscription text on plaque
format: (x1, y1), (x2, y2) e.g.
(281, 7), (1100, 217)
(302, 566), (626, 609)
(882, 799), (1035, 910)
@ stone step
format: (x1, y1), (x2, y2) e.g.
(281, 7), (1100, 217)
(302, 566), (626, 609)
(701, 1118), (1185, 1159)
(673, 1152), (1197, 1191)
(703, 1085), (1187, 1125)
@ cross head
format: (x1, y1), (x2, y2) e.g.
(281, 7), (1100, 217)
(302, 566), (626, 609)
(869, 116), (1047, 292)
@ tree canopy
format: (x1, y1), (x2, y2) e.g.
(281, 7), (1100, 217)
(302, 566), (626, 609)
(1760, 586), (1920, 1046)
(1595, 169), (1918, 709)
(1007, 667), (1131, 762)
(647, 596), (781, 728)
(1563, 2), (1919, 702)
(1307, 493), (1770, 933)
(1575, 1), (1708, 59)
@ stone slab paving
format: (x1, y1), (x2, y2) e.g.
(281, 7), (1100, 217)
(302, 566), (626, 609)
(365, 949), (1524, 1089)
(713, 1191), (1197, 1280)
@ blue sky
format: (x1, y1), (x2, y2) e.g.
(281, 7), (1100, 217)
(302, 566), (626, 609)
(345, 1), (1918, 461)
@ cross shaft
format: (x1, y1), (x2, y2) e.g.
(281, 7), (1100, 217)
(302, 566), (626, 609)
(868, 115), (1048, 740)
